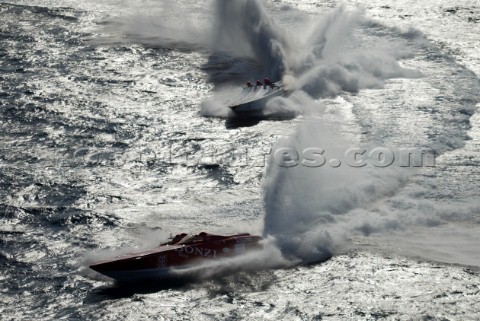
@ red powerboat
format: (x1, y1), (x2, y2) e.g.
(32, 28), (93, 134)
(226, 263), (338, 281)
(89, 232), (263, 282)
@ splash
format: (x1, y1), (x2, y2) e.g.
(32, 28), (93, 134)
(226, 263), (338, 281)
(210, 0), (289, 81)
(169, 237), (293, 281)
(110, 0), (418, 99)
(202, 1), (419, 117)
(209, 1), (420, 96)
(262, 115), (412, 262)
(105, 0), (480, 267)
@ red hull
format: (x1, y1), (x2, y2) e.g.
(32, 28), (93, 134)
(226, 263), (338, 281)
(89, 232), (262, 281)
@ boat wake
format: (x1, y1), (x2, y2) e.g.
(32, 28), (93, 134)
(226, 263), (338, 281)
(100, 0), (480, 268)
(109, 0), (419, 118)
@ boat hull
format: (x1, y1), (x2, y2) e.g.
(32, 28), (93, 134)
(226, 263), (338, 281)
(229, 82), (284, 117)
(89, 232), (262, 282)
(97, 267), (172, 282)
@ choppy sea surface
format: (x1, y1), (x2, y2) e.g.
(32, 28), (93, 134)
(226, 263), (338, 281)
(1, 0), (480, 320)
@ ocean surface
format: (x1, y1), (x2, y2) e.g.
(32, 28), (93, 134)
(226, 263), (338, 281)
(1, 0), (480, 320)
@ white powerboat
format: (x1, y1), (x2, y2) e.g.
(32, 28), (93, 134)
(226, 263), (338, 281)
(229, 81), (284, 117)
